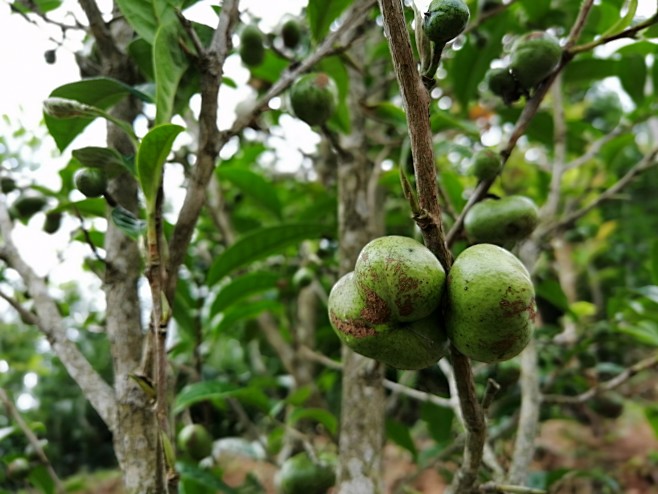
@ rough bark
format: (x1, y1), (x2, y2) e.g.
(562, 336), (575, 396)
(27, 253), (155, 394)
(336, 39), (386, 494)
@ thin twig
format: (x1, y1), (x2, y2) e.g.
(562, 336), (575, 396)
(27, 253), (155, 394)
(479, 482), (546, 494)
(0, 388), (66, 494)
(299, 346), (453, 408)
(569, 13), (658, 55)
(543, 351), (658, 404)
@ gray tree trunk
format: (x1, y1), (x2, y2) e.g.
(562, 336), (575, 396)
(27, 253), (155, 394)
(335, 40), (386, 494)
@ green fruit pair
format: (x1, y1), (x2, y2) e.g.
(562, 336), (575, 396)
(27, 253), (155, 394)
(239, 24), (265, 67)
(328, 236), (448, 370)
(486, 31), (561, 102)
(289, 73), (338, 127)
(276, 452), (336, 494)
(447, 244), (535, 363)
(177, 423), (213, 461)
(74, 167), (107, 198)
(464, 195), (539, 246)
(510, 31), (562, 91)
(423, 0), (470, 45)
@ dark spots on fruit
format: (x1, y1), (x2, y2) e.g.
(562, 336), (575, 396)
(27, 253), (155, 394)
(329, 311), (377, 338)
(500, 298), (531, 317)
(359, 286), (391, 324)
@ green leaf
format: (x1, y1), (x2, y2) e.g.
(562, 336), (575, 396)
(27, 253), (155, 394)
(177, 463), (238, 493)
(386, 419), (418, 461)
(563, 58), (620, 85)
(111, 206), (146, 239)
(307, 0), (352, 42)
(154, 21), (190, 124)
(645, 405), (658, 439)
(136, 124), (184, 210)
(72, 147), (134, 176)
(211, 300), (280, 336)
(618, 321), (658, 347)
(209, 271), (280, 312)
(536, 278), (570, 312)
(248, 50), (289, 84)
(115, 0), (181, 44)
(421, 402), (453, 444)
(288, 408), (338, 436)
(602, 0), (637, 37)
(439, 170), (466, 211)
(651, 242), (658, 285)
(207, 223), (333, 285)
(45, 78), (150, 151)
(449, 11), (509, 111)
(216, 167), (282, 219)
(174, 381), (242, 412)
(617, 55), (646, 105)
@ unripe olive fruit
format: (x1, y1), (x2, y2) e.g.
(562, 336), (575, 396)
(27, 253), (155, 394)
(423, 0), (470, 45)
(177, 424), (213, 461)
(354, 235), (446, 322)
(509, 31), (561, 91)
(464, 195), (539, 246)
(289, 73), (337, 127)
(1, 177), (17, 193)
(6, 457), (31, 480)
(281, 18), (302, 49)
(470, 149), (502, 182)
(327, 235), (449, 370)
(276, 452), (336, 494)
(12, 195), (47, 219)
(239, 24), (265, 68)
(74, 167), (107, 198)
(43, 212), (62, 234)
(485, 67), (522, 104)
(447, 244), (536, 363)
(328, 272), (447, 369)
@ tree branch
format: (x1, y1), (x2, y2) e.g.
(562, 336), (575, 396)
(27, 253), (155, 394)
(166, 0), (378, 298)
(0, 201), (117, 430)
(543, 351), (658, 404)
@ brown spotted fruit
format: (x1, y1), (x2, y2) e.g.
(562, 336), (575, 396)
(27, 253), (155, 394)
(446, 244), (535, 363)
(328, 236), (448, 370)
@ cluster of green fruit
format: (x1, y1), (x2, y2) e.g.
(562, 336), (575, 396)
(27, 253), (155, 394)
(1, 166), (107, 236)
(328, 236), (536, 368)
(486, 31), (562, 104)
(238, 17), (303, 68)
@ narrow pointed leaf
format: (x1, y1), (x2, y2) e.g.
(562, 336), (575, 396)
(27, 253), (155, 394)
(207, 223), (333, 285)
(216, 167), (282, 219)
(136, 124), (184, 209)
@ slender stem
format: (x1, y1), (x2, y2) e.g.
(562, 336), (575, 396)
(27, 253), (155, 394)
(0, 388), (66, 494)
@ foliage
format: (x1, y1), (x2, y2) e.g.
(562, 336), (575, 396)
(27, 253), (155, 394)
(1, 0), (658, 493)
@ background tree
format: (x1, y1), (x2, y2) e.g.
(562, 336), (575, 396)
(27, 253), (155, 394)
(2, 0), (658, 493)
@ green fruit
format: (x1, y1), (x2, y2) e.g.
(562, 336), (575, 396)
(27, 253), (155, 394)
(276, 452), (335, 494)
(177, 424), (213, 461)
(7, 457), (30, 480)
(328, 279), (448, 370)
(12, 195), (47, 219)
(292, 266), (314, 290)
(1, 177), (17, 193)
(485, 67), (522, 104)
(43, 212), (62, 234)
(464, 195), (539, 246)
(471, 149), (502, 181)
(239, 24), (265, 67)
(74, 167), (107, 198)
(423, 0), (470, 45)
(289, 73), (337, 127)
(509, 31), (562, 90)
(281, 18), (302, 49)
(447, 244), (536, 363)
(354, 235), (446, 322)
